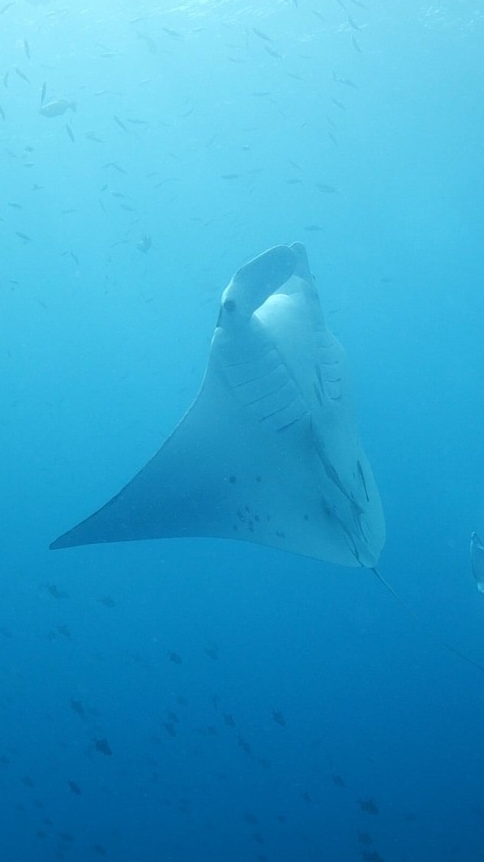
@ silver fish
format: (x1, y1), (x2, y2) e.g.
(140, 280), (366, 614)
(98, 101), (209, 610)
(39, 99), (76, 118)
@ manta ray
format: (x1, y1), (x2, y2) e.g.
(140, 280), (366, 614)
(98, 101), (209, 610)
(51, 242), (385, 568)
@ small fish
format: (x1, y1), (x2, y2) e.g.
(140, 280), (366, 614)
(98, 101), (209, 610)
(162, 26), (183, 39)
(359, 797), (379, 814)
(264, 45), (283, 59)
(15, 231), (32, 242)
(0, 103), (6, 121)
(24, 39), (31, 59)
(252, 27), (272, 42)
(358, 832), (373, 846)
(15, 66), (30, 83)
(136, 234), (151, 253)
(316, 183), (337, 193)
(244, 812), (258, 825)
(113, 114), (128, 132)
(22, 775), (35, 787)
(136, 31), (157, 54)
(304, 225), (324, 232)
(362, 852), (384, 862)
(271, 709), (286, 726)
(3, 71), (9, 87)
(68, 780), (81, 795)
(224, 713), (236, 728)
(163, 722), (176, 737)
(70, 699), (85, 717)
(47, 584), (68, 598)
(221, 173), (241, 180)
(333, 73), (358, 89)
(104, 161), (126, 174)
(94, 738), (112, 756)
(168, 650), (182, 664)
(65, 124), (75, 143)
(99, 595), (115, 607)
(238, 735), (251, 755)
(331, 771), (345, 786)
(352, 35), (363, 53)
(39, 99), (76, 118)
(0, 3), (15, 13)
(40, 81), (47, 103)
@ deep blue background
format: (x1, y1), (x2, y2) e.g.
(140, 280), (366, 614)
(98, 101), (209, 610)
(1, 1), (484, 860)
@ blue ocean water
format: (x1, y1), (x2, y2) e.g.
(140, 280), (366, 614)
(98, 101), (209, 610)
(2, 0), (484, 860)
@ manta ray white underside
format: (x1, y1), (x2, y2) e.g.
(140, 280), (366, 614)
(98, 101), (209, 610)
(51, 242), (385, 568)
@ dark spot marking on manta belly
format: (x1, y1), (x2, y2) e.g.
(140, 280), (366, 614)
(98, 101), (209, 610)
(275, 530), (286, 539)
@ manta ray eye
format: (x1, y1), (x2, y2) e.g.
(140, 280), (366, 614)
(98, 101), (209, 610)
(223, 298), (236, 312)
